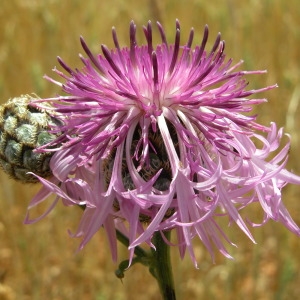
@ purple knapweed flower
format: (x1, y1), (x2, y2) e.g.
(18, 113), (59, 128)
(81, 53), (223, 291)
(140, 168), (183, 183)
(26, 20), (300, 266)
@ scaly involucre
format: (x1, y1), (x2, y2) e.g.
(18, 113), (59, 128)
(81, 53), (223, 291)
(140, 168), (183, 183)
(26, 20), (300, 266)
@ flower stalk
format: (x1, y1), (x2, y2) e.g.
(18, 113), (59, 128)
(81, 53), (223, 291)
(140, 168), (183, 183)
(151, 231), (176, 300)
(116, 229), (176, 299)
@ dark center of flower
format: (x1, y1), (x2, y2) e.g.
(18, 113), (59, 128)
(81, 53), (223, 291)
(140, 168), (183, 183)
(103, 120), (179, 223)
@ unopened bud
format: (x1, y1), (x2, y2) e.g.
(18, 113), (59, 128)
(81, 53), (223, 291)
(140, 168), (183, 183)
(0, 95), (59, 183)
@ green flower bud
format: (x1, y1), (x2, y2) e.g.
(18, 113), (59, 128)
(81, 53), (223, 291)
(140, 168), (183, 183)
(0, 95), (58, 183)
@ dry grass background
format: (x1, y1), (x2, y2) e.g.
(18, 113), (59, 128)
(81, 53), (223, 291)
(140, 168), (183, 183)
(0, 0), (300, 299)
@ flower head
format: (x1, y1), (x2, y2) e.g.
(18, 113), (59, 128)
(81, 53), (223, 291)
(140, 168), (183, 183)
(26, 20), (300, 266)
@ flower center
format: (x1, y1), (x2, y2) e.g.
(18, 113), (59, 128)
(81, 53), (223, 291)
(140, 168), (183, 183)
(103, 121), (179, 222)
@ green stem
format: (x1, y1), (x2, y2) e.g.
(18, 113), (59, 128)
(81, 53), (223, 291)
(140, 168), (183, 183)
(151, 231), (176, 300)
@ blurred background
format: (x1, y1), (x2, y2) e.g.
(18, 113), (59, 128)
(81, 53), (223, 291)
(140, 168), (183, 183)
(0, 0), (300, 299)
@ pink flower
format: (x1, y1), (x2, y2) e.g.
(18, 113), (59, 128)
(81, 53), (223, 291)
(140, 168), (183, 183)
(26, 20), (300, 266)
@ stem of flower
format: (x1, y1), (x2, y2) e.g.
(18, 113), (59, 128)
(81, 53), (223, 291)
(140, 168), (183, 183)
(151, 230), (176, 300)
(115, 227), (176, 299)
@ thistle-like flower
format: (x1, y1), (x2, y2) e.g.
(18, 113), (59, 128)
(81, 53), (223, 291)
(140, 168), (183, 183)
(25, 20), (300, 266)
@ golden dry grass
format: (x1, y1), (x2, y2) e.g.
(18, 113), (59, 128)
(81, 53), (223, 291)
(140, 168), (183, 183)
(0, 0), (300, 299)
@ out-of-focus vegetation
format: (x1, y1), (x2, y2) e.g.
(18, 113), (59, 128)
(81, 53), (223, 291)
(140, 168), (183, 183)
(0, 0), (300, 299)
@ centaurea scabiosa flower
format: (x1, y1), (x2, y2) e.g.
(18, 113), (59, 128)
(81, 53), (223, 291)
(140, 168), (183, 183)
(25, 20), (300, 267)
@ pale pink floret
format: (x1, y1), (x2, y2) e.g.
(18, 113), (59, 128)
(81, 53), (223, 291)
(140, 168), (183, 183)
(25, 20), (300, 266)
